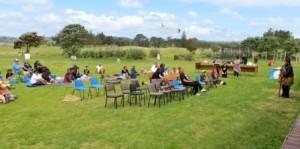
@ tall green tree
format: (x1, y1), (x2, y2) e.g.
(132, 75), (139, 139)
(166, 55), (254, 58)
(181, 31), (187, 48)
(15, 32), (43, 54)
(134, 34), (149, 47)
(57, 24), (89, 57)
(185, 38), (198, 53)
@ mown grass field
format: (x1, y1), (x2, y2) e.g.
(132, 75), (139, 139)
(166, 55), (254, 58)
(0, 45), (299, 148)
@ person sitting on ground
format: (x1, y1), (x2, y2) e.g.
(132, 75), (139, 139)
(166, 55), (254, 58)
(130, 66), (138, 79)
(179, 67), (203, 96)
(23, 59), (33, 73)
(0, 80), (16, 103)
(40, 66), (53, 83)
(221, 63), (228, 78)
(12, 59), (23, 76)
(6, 69), (14, 81)
(70, 65), (81, 79)
(233, 56), (241, 77)
(30, 70), (49, 86)
(120, 66), (130, 80)
(34, 60), (42, 72)
(64, 68), (73, 83)
(96, 64), (105, 78)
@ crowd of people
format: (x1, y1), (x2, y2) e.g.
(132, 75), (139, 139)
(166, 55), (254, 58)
(1, 55), (295, 104)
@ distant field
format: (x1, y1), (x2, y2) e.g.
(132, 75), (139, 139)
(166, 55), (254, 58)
(0, 45), (299, 148)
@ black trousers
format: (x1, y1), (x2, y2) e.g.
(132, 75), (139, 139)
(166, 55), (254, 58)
(282, 85), (290, 98)
(184, 81), (203, 95)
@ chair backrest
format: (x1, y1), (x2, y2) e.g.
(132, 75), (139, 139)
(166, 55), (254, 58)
(131, 79), (141, 88)
(172, 80), (180, 87)
(89, 77), (100, 85)
(104, 84), (115, 95)
(74, 79), (85, 88)
(147, 83), (157, 93)
(129, 83), (138, 93)
(120, 81), (129, 91)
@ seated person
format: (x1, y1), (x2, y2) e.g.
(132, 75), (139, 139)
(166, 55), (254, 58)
(64, 68), (73, 83)
(130, 66), (138, 79)
(23, 60), (33, 73)
(96, 64), (105, 78)
(12, 59), (23, 75)
(152, 64), (166, 79)
(121, 66), (130, 80)
(30, 70), (49, 86)
(221, 63), (228, 78)
(6, 69), (14, 81)
(0, 81), (16, 103)
(81, 66), (91, 81)
(34, 60), (42, 71)
(211, 64), (226, 85)
(179, 67), (203, 96)
(167, 67), (178, 81)
(199, 71), (208, 85)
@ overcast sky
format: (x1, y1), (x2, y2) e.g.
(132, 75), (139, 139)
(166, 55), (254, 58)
(0, 0), (300, 41)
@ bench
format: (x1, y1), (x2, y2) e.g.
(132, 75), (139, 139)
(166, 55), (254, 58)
(195, 63), (258, 73)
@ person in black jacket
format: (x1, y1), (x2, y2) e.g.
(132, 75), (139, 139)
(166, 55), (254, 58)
(179, 67), (202, 96)
(279, 57), (294, 98)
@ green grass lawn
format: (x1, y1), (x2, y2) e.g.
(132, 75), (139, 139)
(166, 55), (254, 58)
(0, 45), (299, 148)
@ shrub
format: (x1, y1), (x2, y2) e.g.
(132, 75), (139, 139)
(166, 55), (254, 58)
(150, 49), (160, 58)
(126, 49), (146, 59)
(174, 53), (193, 61)
(184, 53), (194, 61)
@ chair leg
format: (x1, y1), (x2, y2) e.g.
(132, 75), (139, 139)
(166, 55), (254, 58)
(148, 96), (151, 107)
(105, 98), (108, 107)
(158, 96), (161, 107)
(114, 98), (117, 109)
(122, 96), (125, 107)
(72, 89), (75, 95)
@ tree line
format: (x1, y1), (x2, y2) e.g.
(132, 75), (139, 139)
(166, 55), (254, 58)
(12, 24), (300, 58)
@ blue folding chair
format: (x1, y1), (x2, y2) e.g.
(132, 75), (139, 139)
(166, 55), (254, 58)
(89, 77), (103, 97)
(72, 79), (89, 100)
(172, 80), (186, 90)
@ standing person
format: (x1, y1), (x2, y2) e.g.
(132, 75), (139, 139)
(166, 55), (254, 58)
(254, 56), (258, 64)
(279, 57), (294, 98)
(242, 54), (248, 65)
(179, 67), (203, 96)
(233, 56), (241, 77)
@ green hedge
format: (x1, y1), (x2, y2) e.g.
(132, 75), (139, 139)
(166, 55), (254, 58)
(78, 48), (146, 59)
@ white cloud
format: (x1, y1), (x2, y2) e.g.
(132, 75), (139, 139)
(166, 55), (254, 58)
(15, 0), (53, 12)
(179, 0), (300, 7)
(187, 10), (198, 18)
(249, 17), (286, 28)
(119, 0), (143, 8)
(219, 8), (244, 20)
